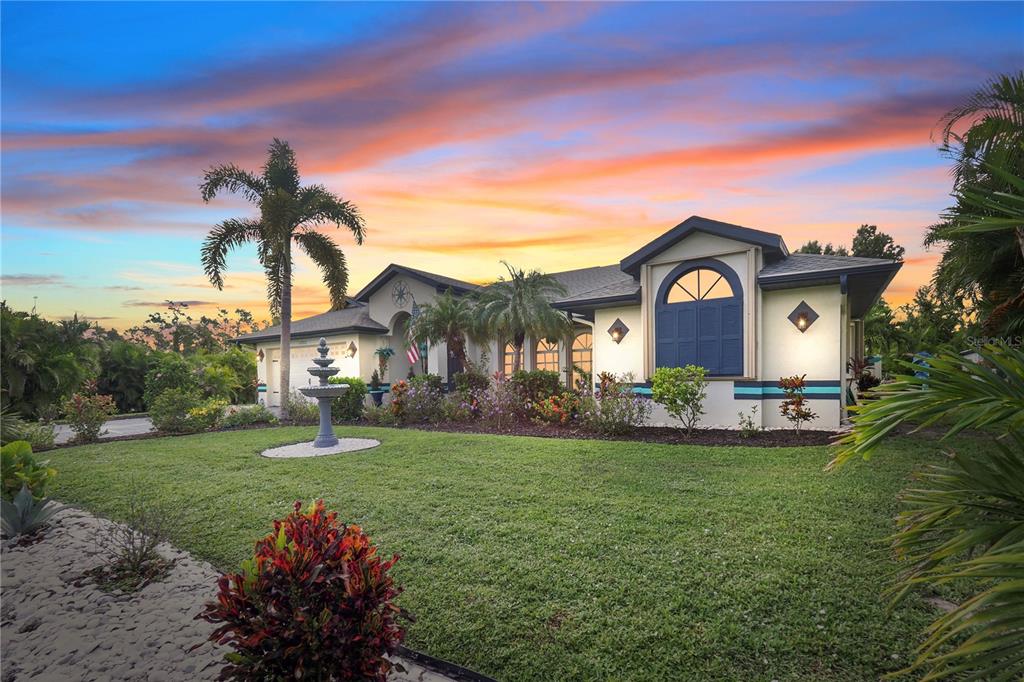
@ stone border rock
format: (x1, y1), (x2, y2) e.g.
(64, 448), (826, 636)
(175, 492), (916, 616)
(260, 437), (381, 459)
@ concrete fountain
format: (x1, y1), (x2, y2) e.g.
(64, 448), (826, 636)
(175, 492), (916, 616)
(260, 338), (380, 459)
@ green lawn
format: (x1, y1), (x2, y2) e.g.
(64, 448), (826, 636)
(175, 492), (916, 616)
(46, 427), (959, 681)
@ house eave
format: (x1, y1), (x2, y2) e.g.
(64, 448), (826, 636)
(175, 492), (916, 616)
(234, 325), (388, 346)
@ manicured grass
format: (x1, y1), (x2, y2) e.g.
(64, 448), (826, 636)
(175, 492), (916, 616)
(46, 427), (959, 681)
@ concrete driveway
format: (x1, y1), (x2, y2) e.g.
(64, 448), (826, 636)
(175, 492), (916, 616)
(53, 416), (155, 445)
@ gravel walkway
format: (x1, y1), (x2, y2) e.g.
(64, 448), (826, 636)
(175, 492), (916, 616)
(1, 504), (457, 681)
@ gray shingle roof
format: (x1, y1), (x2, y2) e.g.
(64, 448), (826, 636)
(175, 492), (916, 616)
(758, 253), (898, 280)
(352, 264), (478, 302)
(235, 306), (388, 344)
(548, 265), (640, 306)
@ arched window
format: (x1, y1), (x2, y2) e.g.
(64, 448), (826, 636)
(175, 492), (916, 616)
(534, 339), (559, 372)
(665, 267), (735, 303)
(503, 342), (521, 376)
(571, 332), (592, 387)
(656, 260), (743, 376)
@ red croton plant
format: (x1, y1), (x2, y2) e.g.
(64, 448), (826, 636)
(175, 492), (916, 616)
(197, 500), (405, 681)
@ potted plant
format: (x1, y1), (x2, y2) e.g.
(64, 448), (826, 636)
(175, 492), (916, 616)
(369, 370), (384, 407)
(373, 347), (395, 378)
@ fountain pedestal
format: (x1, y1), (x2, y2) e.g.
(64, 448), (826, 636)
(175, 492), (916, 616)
(298, 338), (348, 448)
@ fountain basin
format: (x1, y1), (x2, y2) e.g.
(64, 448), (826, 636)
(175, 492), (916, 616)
(299, 384), (349, 400)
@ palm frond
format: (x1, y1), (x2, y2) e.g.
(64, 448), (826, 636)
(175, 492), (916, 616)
(293, 229), (348, 310)
(886, 436), (1024, 681)
(199, 164), (266, 203)
(296, 185), (366, 244)
(262, 138), (301, 195)
(829, 343), (1024, 469)
(200, 218), (264, 289)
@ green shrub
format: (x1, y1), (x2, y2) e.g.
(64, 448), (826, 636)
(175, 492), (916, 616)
(391, 379), (443, 424)
(362, 404), (397, 426)
(439, 394), (476, 422)
(199, 348), (258, 403)
(144, 353), (199, 407)
(509, 370), (562, 405)
(64, 381), (118, 443)
(16, 421), (56, 451)
(97, 339), (152, 413)
(453, 369), (490, 394)
(284, 391), (319, 425)
(328, 376), (367, 421)
(409, 373), (444, 393)
(149, 389), (203, 434)
(1, 441), (57, 501)
(651, 365), (708, 435)
(186, 398), (227, 432)
(222, 404), (278, 429)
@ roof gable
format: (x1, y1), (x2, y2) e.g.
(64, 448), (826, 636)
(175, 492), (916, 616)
(352, 264), (478, 303)
(620, 216), (788, 277)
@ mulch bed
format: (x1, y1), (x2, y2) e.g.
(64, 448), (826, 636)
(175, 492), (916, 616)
(383, 421), (838, 447)
(46, 418), (837, 450)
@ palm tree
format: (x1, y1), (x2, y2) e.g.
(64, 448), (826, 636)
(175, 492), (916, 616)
(199, 139), (365, 418)
(929, 73), (1024, 334)
(408, 289), (483, 369)
(475, 262), (569, 373)
(830, 344), (1024, 680)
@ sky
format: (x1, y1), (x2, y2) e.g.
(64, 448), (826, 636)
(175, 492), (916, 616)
(2, 2), (1022, 329)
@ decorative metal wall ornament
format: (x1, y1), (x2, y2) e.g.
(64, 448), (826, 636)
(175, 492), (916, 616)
(391, 280), (410, 306)
(788, 300), (819, 333)
(607, 318), (630, 344)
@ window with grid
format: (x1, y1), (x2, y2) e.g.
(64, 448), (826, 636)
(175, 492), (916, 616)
(571, 332), (592, 387)
(534, 339), (560, 372)
(502, 342), (521, 376)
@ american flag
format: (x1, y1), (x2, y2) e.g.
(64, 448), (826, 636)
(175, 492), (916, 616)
(406, 340), (420, 365)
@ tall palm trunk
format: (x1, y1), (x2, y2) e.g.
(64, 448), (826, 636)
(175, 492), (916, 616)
(279, 249), (292, 419)
(512, 333), (525, 372)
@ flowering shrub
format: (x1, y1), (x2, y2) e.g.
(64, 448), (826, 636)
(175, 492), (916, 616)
(453, 368), (490, 395)
(198, 500), (405, 681)
(63, 381), (118, 443)
(581, 375), (651, 435)
(409, 373), (444, 394)
(439, 394), (477, 422)
(651, 365), (708, 435)
(390, 380), (443, 424)
(475, 373), (521, 430)
(779, 375), (817, 432)
(186, 398), (227, 432)
(534, 391), (580, 425)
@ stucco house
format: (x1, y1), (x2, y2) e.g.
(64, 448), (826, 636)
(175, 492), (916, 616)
(235, 216), (901, 430)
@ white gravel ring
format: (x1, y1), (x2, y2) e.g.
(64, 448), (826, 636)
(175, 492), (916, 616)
(260, 438), (381, 459)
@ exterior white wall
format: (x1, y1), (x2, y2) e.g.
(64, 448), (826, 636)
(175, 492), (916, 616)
(593, 306), (644, 382)
(758, 284), (843, 430)
(254, 333), (379, 407)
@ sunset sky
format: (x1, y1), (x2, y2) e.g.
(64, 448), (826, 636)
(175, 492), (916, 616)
(2, 2), (1022, 329)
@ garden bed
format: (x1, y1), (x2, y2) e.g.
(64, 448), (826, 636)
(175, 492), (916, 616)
(379, 420), (837, 447)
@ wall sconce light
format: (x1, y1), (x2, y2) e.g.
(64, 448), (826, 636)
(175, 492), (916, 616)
(257, 349), (265, 361)
(607, 318), (629, 344)
(345, 341), (358, 358)
(788, 301), (819, 333)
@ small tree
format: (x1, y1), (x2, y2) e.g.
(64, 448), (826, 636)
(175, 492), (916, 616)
(779, 374), (817, 433)
(651, 365), (708, 435)
(373, 347), (394, 377)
